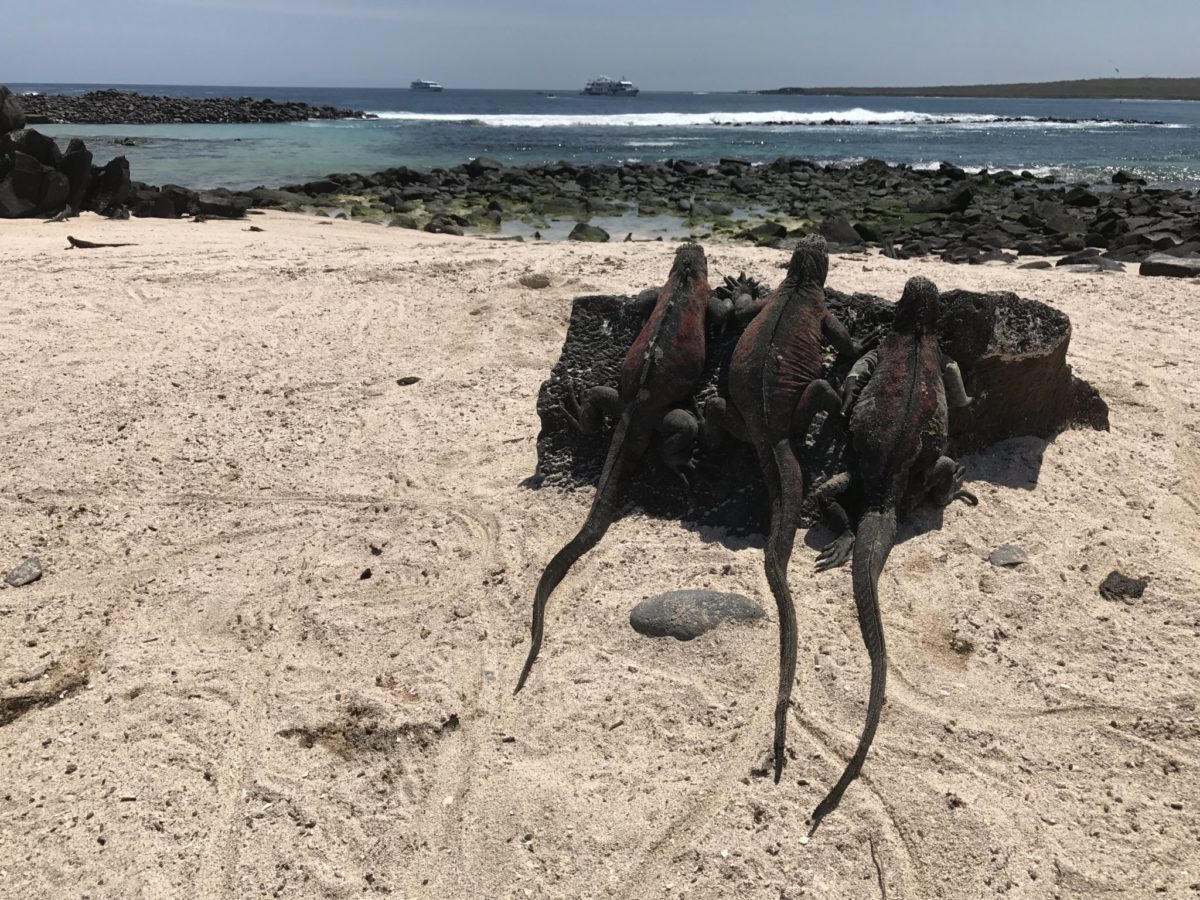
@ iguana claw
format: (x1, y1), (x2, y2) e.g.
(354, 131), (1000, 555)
(815, 533), (854, 571)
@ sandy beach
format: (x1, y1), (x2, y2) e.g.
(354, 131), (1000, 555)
(1, 212), (1197, 899)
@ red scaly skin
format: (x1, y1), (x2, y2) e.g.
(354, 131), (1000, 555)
(516, 244), (711, 693)
(721, 236), (858, 783)
(809, 275), (948, 831)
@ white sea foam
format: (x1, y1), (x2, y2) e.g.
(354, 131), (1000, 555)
(363, 108), (1175, 129)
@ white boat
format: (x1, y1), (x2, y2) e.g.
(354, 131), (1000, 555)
(581, 76), (639, 96)
(410, 79), (444, 92)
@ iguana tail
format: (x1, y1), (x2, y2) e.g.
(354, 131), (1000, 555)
(810, 507), (895, 831)
(765, 439), (803, 783)
(515, 411), (652, 693)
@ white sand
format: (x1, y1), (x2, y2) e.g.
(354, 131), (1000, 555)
(1, 211), (1197, 899)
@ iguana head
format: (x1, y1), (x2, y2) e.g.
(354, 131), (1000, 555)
(783, 235), (829, 289)
(893, 276), (939, 335)
(670, 242), (708, 281)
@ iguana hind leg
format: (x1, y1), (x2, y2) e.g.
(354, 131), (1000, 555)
(700, 395), (749, 449)
(657, 408), (699, 487)
(813, 472), (855, 572)
(792, 379), (843, 436)
(561, 384), (620, 434)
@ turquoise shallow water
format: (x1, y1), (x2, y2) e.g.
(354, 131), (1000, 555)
(12, 84), (1200, 190)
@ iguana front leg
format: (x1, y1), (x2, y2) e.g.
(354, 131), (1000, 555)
(942, 358), (973, 408)
(840, 349), (878, 418)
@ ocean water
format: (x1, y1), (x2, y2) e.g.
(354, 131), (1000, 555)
(11, 83), (1200, 191)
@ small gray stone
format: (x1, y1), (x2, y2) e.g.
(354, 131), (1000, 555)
(989, 544), (1027, 567)
(5, 557), (43, 587)
(1018, 260), (1053, 270)
(519, 273), (551, 289)
(630, 590), (765, 640)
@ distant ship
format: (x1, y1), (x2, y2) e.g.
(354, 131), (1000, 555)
(410, 79), (444, 92)
(581, 76), (639, 96)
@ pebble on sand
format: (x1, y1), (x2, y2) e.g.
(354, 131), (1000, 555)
(630, 590), (765, 641)
(989, 544), (1028, 567)
(4, 557), (43, 587)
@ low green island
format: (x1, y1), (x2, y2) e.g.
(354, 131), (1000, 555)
(760, 76), (1200, 101)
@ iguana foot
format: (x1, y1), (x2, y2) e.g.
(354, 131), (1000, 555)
(927, 456), (978, 507)
(816, 532), (854, 571)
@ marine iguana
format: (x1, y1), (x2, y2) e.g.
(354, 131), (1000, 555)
(66, 235), (136, 249)
(808, 276), (977, 832)
(702, 236), (861, 782)
(515, 243), (712, 693)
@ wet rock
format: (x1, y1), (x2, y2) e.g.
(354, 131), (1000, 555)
(740, 221), (788, 245)
(989, 544), (1028, 567)
(568, 222), (609, 242)
(1111, 170), (1145, 186)
(424, 220), (464, 236)
(466, 156), (503, 178)
(1099, 570), (1148, 603)
(1064, 186), (1101, 207)
(1056, 248), (1101, 266)
(630, 590), (765, 640)
(819, 215), (862, 246)
(5, 557), (43, 587)
(1139, 253), (1200, 278)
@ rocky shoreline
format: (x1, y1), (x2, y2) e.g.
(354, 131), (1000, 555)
(3, 84), (1198, 277)
(19, 88), (373, 124)
(254, 153), (1200, 275)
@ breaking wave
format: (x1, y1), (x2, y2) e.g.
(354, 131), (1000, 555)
(363, 108), (1172, 129)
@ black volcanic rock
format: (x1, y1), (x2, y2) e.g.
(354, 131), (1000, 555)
(0, 85), (25, 135)
(820, 215), (862, 246)
(531, 284), (1107, 530)
(59, 138), (94, 211)
(19, 88), (372, 125)
(5, 129), (62, 168)
(0, 150), (68, 218)
(131, 189), (179, 218)
(161, 183), (199, 217)
(1139, 253), (1200, 278)
(195, 188), (251, 218)
(85, 155), (131, 215)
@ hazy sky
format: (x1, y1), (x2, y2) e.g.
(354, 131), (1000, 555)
(5, 0), (1199, 91)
